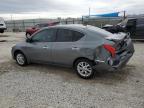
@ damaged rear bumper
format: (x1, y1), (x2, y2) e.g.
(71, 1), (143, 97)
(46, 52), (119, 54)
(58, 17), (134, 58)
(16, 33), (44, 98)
(93, 52), (133, 71)
(94, 35), (134, 71)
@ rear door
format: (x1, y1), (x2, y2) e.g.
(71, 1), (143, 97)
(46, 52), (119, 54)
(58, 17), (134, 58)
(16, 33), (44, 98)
(51, 28), (84, 66)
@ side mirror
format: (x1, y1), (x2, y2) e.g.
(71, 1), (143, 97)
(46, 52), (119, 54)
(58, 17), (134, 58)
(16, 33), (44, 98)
(26, 38), (32, 43)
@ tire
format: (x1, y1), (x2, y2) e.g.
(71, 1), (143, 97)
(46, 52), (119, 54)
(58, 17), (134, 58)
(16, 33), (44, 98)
(15, 52), (27, 66)
(0, 30), (4, 33)
(127, 32), (131, 36)
(26, 33), (31, 39)
(74, 59), (95, 79)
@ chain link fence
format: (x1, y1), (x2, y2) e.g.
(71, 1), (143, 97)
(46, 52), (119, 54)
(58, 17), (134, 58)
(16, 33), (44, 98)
(5, 17), (123, 32)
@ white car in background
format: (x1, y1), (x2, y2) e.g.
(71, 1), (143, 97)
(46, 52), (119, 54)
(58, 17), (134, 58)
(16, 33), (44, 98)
(0, 17), (6, 33)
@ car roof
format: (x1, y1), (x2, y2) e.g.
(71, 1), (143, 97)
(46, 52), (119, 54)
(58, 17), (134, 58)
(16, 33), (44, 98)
(46, 24), (87, 31)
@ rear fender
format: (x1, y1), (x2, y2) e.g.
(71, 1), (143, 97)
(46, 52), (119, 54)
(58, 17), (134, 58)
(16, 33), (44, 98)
(95, 46), (111, 63)
(94, 40), (115, 64)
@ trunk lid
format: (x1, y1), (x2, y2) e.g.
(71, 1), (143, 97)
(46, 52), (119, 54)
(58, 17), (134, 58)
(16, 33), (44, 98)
(105, 32), (132, 54)
(106, 32), (127, 42)
(104, 32), (134, 68)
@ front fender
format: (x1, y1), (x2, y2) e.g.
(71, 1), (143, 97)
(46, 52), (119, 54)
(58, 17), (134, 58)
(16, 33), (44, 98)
(11, 46), (30, 63)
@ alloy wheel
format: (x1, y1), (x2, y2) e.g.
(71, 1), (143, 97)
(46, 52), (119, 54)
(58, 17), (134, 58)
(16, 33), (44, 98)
(77, 61), (92, 77)
(16, 53), (25, 65)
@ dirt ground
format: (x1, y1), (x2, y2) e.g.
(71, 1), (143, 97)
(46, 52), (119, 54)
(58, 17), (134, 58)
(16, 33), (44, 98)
(0, 32), (144, 108)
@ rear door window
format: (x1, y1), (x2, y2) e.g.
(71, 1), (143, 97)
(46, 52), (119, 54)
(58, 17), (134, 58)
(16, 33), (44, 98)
(72, 31), (84, 41)
(56, 29), (84, 42)
(56, 29), (73, 42)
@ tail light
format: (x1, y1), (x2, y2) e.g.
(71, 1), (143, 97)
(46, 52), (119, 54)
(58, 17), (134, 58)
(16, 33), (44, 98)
(103, 44), (116, 58)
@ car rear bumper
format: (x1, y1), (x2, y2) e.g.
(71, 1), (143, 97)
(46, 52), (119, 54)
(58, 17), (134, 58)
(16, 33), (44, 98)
(94, 52), (133, 71)
(94, 37), (134, 71)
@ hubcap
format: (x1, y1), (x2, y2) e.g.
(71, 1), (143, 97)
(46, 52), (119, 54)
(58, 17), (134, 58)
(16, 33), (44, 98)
(16, 54), (25, 65)
(26, 34), (31, 38)
(77, 62), (92, 77)
(127, 32), (131, 36)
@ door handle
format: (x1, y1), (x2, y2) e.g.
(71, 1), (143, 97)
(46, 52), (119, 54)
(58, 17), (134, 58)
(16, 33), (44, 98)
(43, 46), (49, 49)
(72, 47), (80, 50)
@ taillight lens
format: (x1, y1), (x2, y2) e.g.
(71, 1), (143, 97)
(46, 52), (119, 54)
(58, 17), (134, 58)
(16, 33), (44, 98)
(103, 44), (116, 58)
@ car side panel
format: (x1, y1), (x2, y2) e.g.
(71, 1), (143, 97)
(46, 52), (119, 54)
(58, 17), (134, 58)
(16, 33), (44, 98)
(51, 41), (86, 66)
(51, 31), (108, 66)
(24, 42), (53, 63)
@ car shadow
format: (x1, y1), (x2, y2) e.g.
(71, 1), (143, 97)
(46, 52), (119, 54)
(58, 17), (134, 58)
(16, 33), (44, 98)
(91, 66), (135, 85)
(25, 63), (136, 84)
(0, 34), (9, 37)
(6, 61), (136, 85)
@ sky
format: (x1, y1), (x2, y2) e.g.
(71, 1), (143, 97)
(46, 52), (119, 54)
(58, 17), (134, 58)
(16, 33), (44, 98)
(0, 0), (144, 20)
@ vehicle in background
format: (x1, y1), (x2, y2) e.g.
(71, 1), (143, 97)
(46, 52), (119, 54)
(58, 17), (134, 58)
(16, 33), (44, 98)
(12, 24), (134, 79)
(102, 18), (144, 40)
(0, 17), (7, 33)
(26, 22), (60, 38)
(102, 24), (125, 33)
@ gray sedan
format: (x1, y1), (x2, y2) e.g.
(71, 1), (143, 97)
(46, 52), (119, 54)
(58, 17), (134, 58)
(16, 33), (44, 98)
(11, 24), (134, 79)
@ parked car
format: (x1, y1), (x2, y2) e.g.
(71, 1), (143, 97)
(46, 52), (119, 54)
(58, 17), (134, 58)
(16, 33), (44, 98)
(26, 22), (60, 38)
(102, 24), (125, 33)
(0, 17), (7, 33)
(12, 24), (134, 79)
(102, 18), (144, 40)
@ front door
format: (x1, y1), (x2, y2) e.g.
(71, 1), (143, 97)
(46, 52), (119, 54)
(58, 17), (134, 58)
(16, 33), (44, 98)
(26, 28), (56, 63)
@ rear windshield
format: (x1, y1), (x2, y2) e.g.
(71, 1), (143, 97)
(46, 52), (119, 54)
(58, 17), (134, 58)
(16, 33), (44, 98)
(87, 25), (113, 37)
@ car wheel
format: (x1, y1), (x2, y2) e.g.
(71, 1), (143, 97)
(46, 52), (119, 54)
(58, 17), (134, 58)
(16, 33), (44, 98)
(15, 52), (27, 66)
(26, 33), (31, 39)
(0, 30), (4, 33)
(127, 32), (131, 36)
(74, 59), (95, 79)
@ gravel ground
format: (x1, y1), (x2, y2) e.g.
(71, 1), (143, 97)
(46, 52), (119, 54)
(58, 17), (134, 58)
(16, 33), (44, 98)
(0, 32), (144, 108)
